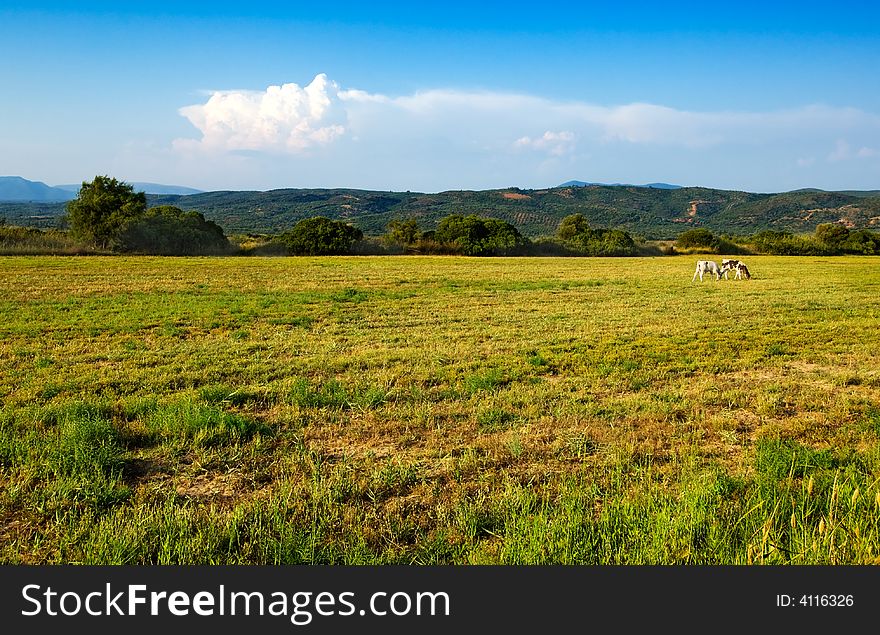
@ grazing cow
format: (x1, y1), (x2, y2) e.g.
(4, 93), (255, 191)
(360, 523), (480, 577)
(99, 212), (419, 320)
(720, 259), (741, 279)
(692, 260), (722, 282)
(732, 262), (751, 279)
(720, 259), (751, 280)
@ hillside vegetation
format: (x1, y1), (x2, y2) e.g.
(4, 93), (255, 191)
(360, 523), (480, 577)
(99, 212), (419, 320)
(3, 185), (880, 238)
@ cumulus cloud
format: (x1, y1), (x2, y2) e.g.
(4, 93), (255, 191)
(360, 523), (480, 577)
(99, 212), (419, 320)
(176, 75), (880, 157)
(171, 73), (880, 191)
(177, 73), (346, 153)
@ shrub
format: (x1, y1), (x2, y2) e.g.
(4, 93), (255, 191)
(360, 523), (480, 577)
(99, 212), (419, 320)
(115, 206), (231, 255)
(750, 230), (832, 256)
(0, 225), (99, 255)
(675, 228), (718, 251)
(277, 217), (363, 255)
(814, 223), (850, 247)
(840, 230), (880, 255)
(434, 214), (528, 256)
(555, 214), (638, 256)
(383, 219), (423, 250)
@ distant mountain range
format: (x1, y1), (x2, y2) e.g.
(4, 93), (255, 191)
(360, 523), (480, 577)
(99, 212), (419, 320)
(0, 176), (74, 202)
(0, 177), (202, 202)
(54, 182), (204, 196)
(559, 180), (683, 189)
(2, 176), (879, 239)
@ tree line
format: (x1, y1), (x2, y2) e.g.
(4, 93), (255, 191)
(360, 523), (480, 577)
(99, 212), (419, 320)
(2, 175), (878, 257)
(675, 225), (880, 256)
(40, 175), (649, 257)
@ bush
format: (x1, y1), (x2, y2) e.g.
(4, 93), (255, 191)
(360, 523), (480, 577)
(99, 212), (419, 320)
(277, 217), (364, 255)
(115, 206), (231, 255)
(0, 225), (100, 255)
(556, 214), (593, 242)
(555, 214), (638, 256)
(750, 230), (832, 256)
(815, 223), (850, 247)
(383, 219), (423, 250)
(840, 229), (880, 255)
(434, 214), (528, 255)
(675, 228), (718, 251)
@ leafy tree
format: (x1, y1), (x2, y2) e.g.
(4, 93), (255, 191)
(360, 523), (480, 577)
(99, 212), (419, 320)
(815, 223), (850, 247)
(841, 229), (880, 255)
(556, 213), (594, 242)
(675, 228), (718, 251)
(593, 228), (637, 256)
(65, 176), (147, 247)
(750, 230), (831, 256)
(278, 217), (363, 255)
(384, 219), (423, 247)
(115, 206), (230, 255)
(434, 214), (527, 255)
(555, 214), (637, 256)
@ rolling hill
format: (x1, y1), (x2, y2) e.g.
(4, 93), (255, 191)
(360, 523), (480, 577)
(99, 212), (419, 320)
(54, 182), (204, 196)
(0, 176), (74, 202)
(2, 184), (879, 239)
(559, 180), (682, 189)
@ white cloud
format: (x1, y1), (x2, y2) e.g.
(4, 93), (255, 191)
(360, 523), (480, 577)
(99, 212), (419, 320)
(338, 88), (391, 104)
(176, 75), (880, 157)
(514, 130), (576, 156)
(827, 139), (879, 162)
(177, 73), (346, 153)
(169, 73), (880, 192)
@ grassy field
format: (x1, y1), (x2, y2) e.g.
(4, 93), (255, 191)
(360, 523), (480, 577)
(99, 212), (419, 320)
(1, 255), (879, 564)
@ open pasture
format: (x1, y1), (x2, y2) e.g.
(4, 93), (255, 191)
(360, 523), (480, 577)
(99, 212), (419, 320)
(1, 255), (879, 564)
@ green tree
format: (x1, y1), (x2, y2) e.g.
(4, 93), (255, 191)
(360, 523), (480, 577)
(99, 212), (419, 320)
(750, 230), (830, 256)
(841, 229), (880, 255)
(65, 176), (148, 247)
(115, 206), (231, 255)
(278, 217), (363, 255)
(556, 213), (595, 243)
(434, 214), (527, 255)
(556, 214), (637, 256)
(815, 223), (850, 247)
(675, 228), (718, 251)
(384, 219), (423, 247)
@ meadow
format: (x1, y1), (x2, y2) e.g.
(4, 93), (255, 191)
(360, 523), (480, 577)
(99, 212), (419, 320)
(1, 255), (879, 564)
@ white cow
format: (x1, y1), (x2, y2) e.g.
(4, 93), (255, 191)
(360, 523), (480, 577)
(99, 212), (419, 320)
(692, 260), (722, 282)
(732, 262), (751, 280)
(720, 259), (741, 279)
(720, 259), (751, 280)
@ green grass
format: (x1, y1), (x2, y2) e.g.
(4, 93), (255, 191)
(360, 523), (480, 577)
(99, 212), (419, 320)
(1, 254), (879, 563)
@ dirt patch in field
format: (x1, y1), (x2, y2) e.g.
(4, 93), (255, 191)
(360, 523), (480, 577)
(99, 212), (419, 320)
(502, 192), (531, 200)
(318, 439), (398, 462)
(175, 472), (247, 502)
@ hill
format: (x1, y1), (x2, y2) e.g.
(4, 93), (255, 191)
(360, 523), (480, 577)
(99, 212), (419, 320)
(55, 182), (203, 195)
(559, 180), (682, 189)
(0, 176), (74, 202)
(147, 185), (880, 238)
(2, 184), (879, 239)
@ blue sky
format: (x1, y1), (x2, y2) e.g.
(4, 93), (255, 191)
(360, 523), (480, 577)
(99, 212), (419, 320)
(2, 1), (879, 192)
